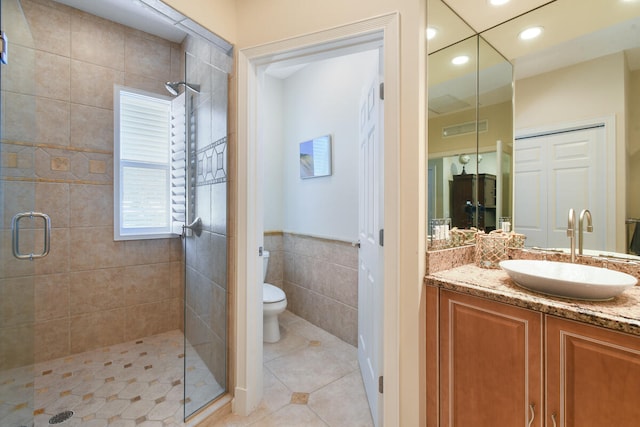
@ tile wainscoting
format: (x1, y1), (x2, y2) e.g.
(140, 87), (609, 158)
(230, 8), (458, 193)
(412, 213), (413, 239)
(264, 232), (358, 346)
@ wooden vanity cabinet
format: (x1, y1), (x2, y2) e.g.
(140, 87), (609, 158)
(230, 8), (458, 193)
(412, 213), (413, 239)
(438, 290), (543, 427)
(427, 289), (640, 427)
(546, 317), (640, 427)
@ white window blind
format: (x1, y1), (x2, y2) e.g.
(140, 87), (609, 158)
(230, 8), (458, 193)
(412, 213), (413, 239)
(170, 93), (187, 235)
(115, 87), (177, 240)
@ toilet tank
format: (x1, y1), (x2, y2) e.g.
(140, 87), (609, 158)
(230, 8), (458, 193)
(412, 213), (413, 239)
(263, 250), (270, 282)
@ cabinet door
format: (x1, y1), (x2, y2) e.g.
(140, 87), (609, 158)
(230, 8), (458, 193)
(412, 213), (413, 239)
(481, 174), (496, 208)
(546, 316), (640, 427)
(440, 290), (543, 427)
(426, 286), (439, 426)
(451, 175), (475, 229)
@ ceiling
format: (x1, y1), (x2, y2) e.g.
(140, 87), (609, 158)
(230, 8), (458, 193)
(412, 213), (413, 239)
(53, 0), (232, 53)
(54, 0), (640, 81)
(54, 0), (188, 43)
(430, 0), (640, 77)
(428, 0), (640, 117)
(443, 0), (554, 34)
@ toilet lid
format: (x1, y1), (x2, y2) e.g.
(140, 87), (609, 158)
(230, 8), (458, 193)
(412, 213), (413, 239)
(263, 283), (286, 303)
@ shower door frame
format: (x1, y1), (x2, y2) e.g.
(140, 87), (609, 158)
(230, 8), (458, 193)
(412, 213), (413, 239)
(0, 2), (47, 426)
(182, 47), (233, 420)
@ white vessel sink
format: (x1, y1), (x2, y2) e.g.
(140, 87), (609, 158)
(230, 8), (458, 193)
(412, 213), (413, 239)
(499, 260), (638, 301)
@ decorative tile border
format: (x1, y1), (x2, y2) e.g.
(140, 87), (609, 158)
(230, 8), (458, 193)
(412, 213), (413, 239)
(195, 136), (227, 186)
(1, 141), (112, 185)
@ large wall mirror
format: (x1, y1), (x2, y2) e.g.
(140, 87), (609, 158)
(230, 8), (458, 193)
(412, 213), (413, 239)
(428, 0), (640, 256)
(427, 0), (513, 240)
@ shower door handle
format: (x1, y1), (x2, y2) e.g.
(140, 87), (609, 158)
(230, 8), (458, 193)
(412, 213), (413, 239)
(11, 212), (51, 260)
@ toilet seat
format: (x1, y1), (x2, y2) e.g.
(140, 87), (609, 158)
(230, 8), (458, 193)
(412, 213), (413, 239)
(263, 283), (286, 303)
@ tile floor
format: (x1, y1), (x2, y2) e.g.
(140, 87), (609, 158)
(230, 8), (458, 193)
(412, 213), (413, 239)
(212, 311), (374, 427)
(1, 311), (372, 427)
(0, 330), (221, 427)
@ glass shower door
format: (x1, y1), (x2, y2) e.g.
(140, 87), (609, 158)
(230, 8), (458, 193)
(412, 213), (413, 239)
(183, 46), (230, 418)
(1, 1), (38, 426)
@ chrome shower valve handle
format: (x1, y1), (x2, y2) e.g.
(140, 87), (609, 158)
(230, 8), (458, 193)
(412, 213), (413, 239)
(182, 217), (202, 237)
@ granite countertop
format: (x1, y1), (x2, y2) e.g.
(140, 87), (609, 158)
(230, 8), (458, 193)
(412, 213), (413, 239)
(426, 264), (640, 337)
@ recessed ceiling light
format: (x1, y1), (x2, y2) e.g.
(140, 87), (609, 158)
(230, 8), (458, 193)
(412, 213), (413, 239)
(451, 55), (470, 65)
(426, 27), (438, 40)
(489, 0), (511, 5)
(519, 26), (543, 40)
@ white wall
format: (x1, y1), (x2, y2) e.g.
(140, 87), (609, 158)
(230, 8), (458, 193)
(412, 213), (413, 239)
(515, 52), (626, 129)
(264, 50), (379, 241)
(263, 75), (285, 231)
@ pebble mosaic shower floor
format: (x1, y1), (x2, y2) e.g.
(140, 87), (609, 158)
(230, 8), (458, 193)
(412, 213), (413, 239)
(0, 330), (221, 427)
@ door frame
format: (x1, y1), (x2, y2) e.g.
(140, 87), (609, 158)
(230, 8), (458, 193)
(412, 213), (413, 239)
(515, 115), (618, 251)
(235, 12), (400, 422)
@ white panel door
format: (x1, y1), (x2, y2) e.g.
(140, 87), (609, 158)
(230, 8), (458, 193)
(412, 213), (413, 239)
(428, 161), (437, 225)
(358, 70), (383, 426)
(513, 141), (547, 246)
(514, 126), (605, 249)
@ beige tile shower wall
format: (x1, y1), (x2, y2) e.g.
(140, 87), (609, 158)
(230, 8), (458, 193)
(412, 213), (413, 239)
(265, 232), (358, 346)
(0, 0), (184, 370)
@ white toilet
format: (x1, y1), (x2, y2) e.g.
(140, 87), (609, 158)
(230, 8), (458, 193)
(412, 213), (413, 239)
(262, 250), (287, 343)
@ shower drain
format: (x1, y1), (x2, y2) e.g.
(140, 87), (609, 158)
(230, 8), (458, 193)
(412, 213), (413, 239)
(48, 410), (74, 424)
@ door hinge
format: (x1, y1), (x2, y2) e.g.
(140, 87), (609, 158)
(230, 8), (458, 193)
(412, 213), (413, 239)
(0, 31), (8, 64)
(258, 246), (263, 256)
(379, 82), (384, 100)
(378, 375), (384, 394)
(379, 229), (384, 247)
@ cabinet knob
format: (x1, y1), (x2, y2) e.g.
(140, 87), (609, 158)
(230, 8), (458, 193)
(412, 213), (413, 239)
(551, 413), (558, 427)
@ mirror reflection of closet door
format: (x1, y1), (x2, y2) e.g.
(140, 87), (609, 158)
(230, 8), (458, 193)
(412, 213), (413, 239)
(514, 125), (606, 250)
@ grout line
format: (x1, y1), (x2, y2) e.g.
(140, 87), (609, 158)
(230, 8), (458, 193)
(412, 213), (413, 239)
(306, 402), (331, 427)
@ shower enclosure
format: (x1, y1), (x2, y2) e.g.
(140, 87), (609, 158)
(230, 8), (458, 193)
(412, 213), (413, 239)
(182, 45), (231, 419)
(0, 0), (231, 425)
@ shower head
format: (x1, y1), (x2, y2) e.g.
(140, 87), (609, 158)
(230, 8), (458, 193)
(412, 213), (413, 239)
(164, 81), (201, 96)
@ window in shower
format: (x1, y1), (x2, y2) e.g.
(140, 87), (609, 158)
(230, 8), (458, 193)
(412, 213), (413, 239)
(114, 86), (185, 240)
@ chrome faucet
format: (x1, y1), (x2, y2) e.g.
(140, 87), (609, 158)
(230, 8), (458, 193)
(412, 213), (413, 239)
(578, 209), (593, 255)
(567, 208), (576, 262)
